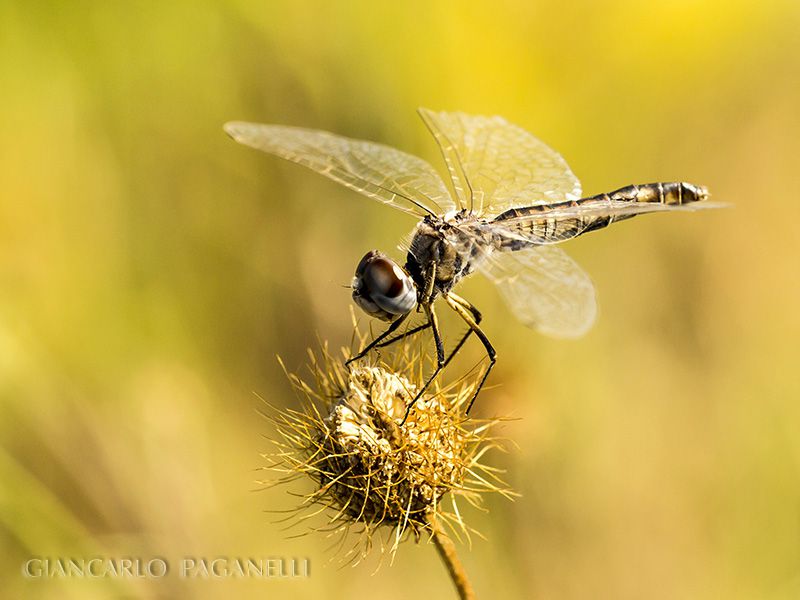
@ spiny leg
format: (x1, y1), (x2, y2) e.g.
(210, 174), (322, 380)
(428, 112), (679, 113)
(439, 292), (483, 371)
(401, 292), (487, 421)
(345, 311), (409, 366)
(382, 317), (479, 366)
(398, 261), (479, 422)
(355, 306), (472, 423)
(374, 321), (431, 349)
(378, 292), (481, 361)
(403, 261), (443, 407)
(425, 302), (445, 365)
(401, 297), (490, 422)
(401, 302), (446, 423)
(446, 292), (482, 323)
(444, 293), (496, 414)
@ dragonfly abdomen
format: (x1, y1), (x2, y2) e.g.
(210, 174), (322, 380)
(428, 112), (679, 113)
(492, 181), (709, 247)
(495, 182), (708, 224)
(587, 182), (708, 207)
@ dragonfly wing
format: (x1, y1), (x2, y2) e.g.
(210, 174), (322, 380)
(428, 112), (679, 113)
(224, 121), (455, 217)
(417, 108), (581, 217)
(477, 245), (597, 338)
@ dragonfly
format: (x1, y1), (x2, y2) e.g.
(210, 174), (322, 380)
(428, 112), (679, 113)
(224, 109), (717, 417)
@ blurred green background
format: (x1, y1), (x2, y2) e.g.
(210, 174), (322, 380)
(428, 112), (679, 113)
(2, 1), (799, 598)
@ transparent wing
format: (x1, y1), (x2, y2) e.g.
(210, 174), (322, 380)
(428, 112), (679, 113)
(224, 121), (455, 217)
(477, 245), (597, 338)
(418, 108), (581, 218)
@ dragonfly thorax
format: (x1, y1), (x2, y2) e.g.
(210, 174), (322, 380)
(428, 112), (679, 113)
(405, 215), (484, 300)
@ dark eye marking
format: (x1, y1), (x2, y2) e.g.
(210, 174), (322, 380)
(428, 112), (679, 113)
(366, 258), (404, 297)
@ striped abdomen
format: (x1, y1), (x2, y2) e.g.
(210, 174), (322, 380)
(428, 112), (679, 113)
(492, 181), (708, 246)
(585, 181), (708, 208)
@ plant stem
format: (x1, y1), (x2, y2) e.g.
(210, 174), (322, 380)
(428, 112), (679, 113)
(429, 518), (476, 600)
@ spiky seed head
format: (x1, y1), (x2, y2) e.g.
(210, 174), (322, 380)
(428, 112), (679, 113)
(318, 363), (468, 529)
(263, 335), (513, 560)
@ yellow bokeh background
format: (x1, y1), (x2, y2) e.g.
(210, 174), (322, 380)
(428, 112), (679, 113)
(2, 1), (799, 598)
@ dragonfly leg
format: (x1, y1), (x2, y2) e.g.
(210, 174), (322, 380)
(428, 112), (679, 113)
(444, 293), (496, 414)
(401, 302), (445, 423)
(374, 321), (431, 349)
(446, 292), (482, 323)
(346, 311), (409, 366)
(426, 303), (445, 365)
(437, 292), (483, 372)
(400, 293), (491, 422)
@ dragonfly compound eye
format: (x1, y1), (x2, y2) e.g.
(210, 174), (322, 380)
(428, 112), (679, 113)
(352, 251), (416, 321)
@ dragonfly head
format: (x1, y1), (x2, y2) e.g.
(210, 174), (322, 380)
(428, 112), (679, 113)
(352, 250), (416, 322)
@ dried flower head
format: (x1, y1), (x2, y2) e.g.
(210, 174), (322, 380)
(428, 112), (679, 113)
(261, 331), (513, 563)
